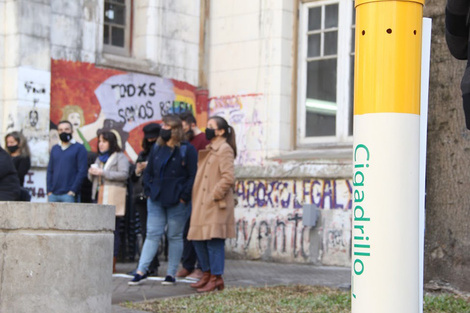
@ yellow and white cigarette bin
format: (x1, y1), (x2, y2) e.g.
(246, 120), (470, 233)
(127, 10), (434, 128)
(352, 0), (425, 312)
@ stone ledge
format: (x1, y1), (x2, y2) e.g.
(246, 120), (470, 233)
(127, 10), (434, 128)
(0, 202), (115, 231)
(235, 161), (353, 179)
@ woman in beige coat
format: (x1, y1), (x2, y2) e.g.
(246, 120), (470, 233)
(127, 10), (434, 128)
(188, 116), (236, 293)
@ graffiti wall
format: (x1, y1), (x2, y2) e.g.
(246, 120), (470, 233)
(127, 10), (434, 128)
(209, 94), (264, 166)
(228, 178), (352, 266)
(50, 60), (201, 161)
(23, 169), (47, 203)
(6, 67), (52, 167)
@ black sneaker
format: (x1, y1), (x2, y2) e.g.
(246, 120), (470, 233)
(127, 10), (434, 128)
(128, 273), (148, 286)
(161, 275), (176, 285)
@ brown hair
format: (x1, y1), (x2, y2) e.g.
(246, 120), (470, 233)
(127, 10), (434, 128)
(97, 130), (122, 155)
(209, 116), (237, 157)
(157, 114), (184, 146)
(5, 131), (30, 157)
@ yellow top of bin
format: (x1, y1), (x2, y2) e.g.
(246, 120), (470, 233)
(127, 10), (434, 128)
(355, 0), (425, 7)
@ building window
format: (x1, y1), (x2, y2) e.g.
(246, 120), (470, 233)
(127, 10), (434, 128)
(103, 0), (131, 56)
(298, 0), (354, 146)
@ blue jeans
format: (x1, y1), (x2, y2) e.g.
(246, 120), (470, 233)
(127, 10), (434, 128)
(193, 239), (225, 275)
(137, 199), (189, 277)
(48, 193), (78, 203)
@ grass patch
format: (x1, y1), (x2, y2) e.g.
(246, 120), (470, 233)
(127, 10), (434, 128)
(123, 285), (470, 313)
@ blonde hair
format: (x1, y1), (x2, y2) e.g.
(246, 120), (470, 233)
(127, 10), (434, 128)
(61, 105), (85, 127)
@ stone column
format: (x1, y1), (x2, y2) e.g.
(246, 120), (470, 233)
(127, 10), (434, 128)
(0, 202), (115, 313)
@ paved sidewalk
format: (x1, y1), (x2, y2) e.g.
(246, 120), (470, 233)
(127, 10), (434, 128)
(112, 259), (351, 313)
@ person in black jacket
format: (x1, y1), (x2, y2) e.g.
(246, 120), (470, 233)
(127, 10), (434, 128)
(128, 115), (197, 286)
(131, 123), (161, 275)
(5, 131), (31, 186)
(0, 146), (21, 201)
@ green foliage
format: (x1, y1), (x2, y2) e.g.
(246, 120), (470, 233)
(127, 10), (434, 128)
(123, 285), (470, 313)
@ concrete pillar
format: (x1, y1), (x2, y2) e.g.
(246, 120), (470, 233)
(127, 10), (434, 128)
(0, 202), (115, 313)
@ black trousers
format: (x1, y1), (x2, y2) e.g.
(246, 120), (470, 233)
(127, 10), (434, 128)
(181, 206), (200, 271)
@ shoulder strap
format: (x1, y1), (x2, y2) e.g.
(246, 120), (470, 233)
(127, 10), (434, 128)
(179, 142), (188, 166)
(151, 143), (161, 155)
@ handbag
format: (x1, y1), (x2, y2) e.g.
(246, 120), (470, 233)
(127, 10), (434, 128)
(98, 184), (127, 217)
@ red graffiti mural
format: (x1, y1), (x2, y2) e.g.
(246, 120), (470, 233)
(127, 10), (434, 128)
(50, 59), (205, 160)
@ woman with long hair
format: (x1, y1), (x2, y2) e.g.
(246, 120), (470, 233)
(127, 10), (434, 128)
(187, 115), (237, 293)
(5, 131), (31, 186)
(128, 114), (197, 286)
(88, 130), (129, 272)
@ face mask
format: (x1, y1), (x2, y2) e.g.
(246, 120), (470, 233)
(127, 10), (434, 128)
(160, 128), (172, 142)
(59, 132), (72, 143)
(205, 128), (216, 141)
(7, 145), (19, 153)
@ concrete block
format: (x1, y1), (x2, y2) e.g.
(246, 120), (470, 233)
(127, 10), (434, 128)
(50, 0), (82, 18)
(210, 40), (260, 72)
(0, 202), (115, 313)
(278, 121), (291, 150)
(158, 38), (198, 71)
(279, 94), (292, 123)
(81, 20), (98, 53)
(51, 13), (82, 49)
(136, 0), (152, 9)
(132, 35), (149, 59)
(209, 67), (261, 95)
(160, 11), (199, 44)
(0, 202), (115, 231)
(2, 68), (19, 100)
(50, 45), (81, 62)
(162, 0), (200, 17)
(0, 36), (4, 68)
(215, 0), (259, 16)
(0, 2), (5, 35)
(211, 13), (260, 45)
(18, 1), (51, 38)
(134, 7), (150, 37)
(20, 34), (51, 69)
(211, 0), (234, 18)
(281, 9), (294, 40)
(280, 64), (293, 97)
(3, 1), (19, 35)
(4, 34), (20, 67)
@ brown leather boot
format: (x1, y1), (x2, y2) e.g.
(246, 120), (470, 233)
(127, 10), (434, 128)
(190, 271), (211, 289)
(113, 257), (117, 273)
(197, 275), (224, 293)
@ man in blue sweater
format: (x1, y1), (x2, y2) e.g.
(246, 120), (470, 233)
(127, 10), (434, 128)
(47, 120), (88, 202)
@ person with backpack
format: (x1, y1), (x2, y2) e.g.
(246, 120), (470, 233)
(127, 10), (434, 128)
(128, 114), (197, 286)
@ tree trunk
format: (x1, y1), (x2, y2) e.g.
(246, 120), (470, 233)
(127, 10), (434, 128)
(424, 0), (470, 292)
